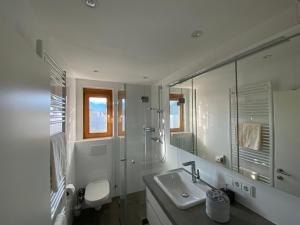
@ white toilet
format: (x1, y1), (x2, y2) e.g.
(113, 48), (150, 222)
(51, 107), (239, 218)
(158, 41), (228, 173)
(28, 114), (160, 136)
(84, 179), (110, 210)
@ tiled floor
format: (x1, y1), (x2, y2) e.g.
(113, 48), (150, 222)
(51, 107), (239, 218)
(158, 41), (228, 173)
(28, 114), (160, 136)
(73, 191), (146, 225)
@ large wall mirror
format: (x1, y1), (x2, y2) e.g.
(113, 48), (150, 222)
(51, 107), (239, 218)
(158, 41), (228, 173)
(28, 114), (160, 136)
(169, 33), (300, 197)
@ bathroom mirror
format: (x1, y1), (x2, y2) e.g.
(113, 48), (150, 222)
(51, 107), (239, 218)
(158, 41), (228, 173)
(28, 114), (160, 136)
(193, 63), (237, 169)
(236, 34), (300, 197)
(169, 79), (195, 154)
(169, 33), (300, 198)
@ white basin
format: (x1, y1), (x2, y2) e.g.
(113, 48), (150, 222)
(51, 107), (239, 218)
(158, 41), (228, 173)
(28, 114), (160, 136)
(154, 169), (210, 209)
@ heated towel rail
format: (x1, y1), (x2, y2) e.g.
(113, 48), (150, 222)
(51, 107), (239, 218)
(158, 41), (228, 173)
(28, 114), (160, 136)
(46, 52), (67, 219)
(230, 81), (273, 185)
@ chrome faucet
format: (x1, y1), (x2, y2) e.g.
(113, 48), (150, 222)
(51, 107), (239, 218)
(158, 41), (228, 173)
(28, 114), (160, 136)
(182, 161), (199, 183)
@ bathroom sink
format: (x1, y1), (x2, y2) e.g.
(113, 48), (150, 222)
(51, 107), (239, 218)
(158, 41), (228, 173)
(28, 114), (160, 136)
(154, 169), (210, 209)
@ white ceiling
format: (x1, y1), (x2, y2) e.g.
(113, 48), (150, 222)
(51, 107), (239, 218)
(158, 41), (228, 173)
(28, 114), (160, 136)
(28, 0), (295, 84)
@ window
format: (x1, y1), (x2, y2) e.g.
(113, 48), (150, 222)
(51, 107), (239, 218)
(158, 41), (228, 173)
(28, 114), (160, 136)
(83, 88), (113, 138)
(169, 94), (184, 132)
(118, 91), (125, 136)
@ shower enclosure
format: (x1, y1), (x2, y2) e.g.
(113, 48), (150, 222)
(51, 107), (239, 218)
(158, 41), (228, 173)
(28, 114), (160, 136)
(119, 84), (165, 225)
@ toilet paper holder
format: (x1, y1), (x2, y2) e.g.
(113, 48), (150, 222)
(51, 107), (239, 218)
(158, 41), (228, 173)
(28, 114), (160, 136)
(66, 184), (75, 197)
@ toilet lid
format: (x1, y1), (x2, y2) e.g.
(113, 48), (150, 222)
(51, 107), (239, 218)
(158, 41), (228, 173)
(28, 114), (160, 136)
(85, 180), (110, 202)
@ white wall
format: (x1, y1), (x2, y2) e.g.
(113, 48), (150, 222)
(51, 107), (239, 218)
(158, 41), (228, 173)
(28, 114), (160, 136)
(0, 16), (51, 225)
(66, 78), (77, 185)
(65, 77), (77, 225)
(74, 79), (124, 197)
(75, 139), (113, 190)
(160, 13), (300, 225)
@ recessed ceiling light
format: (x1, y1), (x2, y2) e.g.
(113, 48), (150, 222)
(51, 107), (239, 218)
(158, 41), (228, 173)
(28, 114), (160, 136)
(191, 30), (203, 39)
(85, 0), (97, 8)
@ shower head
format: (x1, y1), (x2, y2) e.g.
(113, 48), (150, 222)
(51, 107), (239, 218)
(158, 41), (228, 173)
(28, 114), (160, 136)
(141, 96), (149, 103)
(177, 96), (185, 105)
(151, 137), (163, 144)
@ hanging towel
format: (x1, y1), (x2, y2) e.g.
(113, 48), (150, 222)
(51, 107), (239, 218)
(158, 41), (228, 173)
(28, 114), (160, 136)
(238, 123), (261, 151)
(50, 132), (66, 192)
(54, 210), (66, 225)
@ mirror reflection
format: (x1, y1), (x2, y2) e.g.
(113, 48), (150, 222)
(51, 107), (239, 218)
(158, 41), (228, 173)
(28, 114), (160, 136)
(193, 63), (236, 169)
(169, 79), (195, 154)
(236, 35), (300, 196)
(169, 33), (300, 198)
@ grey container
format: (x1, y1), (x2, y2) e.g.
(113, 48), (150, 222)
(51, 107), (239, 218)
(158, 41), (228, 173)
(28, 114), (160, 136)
(206, 190), (230, 223)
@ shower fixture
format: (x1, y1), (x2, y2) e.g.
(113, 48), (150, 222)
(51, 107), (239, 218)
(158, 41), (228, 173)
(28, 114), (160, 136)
(177, 88), (185, 105)
(84, 0), (97, 8)
(144, 127), (155, 132)
(177, 96), (185, 105)
(148, 107), (163, 113)
(141, 96), (149, 103)
(191, 30), (203, 39)
(151, 137), (163, 144)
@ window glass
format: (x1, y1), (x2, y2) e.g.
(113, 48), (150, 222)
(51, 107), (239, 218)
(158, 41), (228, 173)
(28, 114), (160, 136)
(83, 88), (113, 138)
(121, 98), (125, 132)
(170, 100), (180, 129)
(89, 97), (107, 133)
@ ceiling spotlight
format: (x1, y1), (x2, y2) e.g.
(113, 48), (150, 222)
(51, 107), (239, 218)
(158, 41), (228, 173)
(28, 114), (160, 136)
(85, 0), (97, 8)
(191, 30), (203, 39)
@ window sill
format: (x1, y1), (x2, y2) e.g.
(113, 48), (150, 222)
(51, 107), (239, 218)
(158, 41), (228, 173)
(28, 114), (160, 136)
(171, 131), (192, 135)
(75, 137), (114, 142)
(75, 135), (125, 143)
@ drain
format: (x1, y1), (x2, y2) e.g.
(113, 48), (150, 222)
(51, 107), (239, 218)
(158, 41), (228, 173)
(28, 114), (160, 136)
(181, 193), (189, 198)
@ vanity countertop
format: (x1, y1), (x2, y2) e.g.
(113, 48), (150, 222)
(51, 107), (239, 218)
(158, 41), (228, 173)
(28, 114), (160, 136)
(143, 172), (274, 225)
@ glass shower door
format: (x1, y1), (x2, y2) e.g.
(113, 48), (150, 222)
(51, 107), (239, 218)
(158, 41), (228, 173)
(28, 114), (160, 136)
(125, 84), (150, 225)
(118, 87), (127, 225)
(119, 84), (165, 225)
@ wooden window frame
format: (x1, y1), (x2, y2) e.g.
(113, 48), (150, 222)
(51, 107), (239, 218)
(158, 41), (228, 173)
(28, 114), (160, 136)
(83, 88), (113, 139)
(169, 94), (184, 132)
(118, 91), (125, 136)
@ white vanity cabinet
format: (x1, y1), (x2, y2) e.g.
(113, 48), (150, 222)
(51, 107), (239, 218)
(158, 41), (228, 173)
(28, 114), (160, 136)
(146, 188), (173, 225)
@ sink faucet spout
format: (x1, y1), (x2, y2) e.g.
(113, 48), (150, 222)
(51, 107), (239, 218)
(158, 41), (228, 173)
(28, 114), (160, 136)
(182, 161), (198, 183)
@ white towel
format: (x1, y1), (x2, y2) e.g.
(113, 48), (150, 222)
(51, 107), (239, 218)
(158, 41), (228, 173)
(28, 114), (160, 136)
(238, 123), (261, 150)
(50, 132), (66, 192)
(54, 210), (66, 225)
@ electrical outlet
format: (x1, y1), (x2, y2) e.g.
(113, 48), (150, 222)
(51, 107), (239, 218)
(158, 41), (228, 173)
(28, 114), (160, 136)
(241, 183), (251, 196)
(231, 178), (256, 198)
(241, 183), (255, 198)
(233, 180), (242, 190)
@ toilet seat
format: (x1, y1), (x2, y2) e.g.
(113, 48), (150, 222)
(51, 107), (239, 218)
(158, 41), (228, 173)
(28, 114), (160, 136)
(85, 179), (110, 202)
